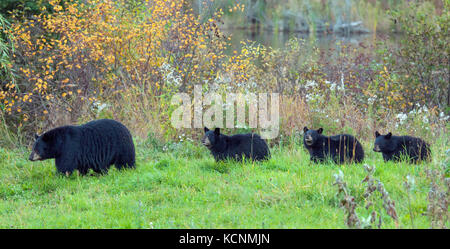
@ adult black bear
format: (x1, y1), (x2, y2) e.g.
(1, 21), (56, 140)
(303, 127), (364, 164)
(201, 127), (270, 162)
(29, 119), (135, 175)
(373, 131), (431, 163)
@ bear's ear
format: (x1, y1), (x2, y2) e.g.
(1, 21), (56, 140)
(34, 133), (39, 140)
(386, 132), (392, 139)
(214, 128), (220, 136)
(375, 131), (380, 137)
(303, 126), (308, 133)
(204, 127), (209, 133)
(318, 128), (323, 134)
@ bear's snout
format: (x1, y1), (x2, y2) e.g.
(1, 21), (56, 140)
(29, 151), (42, 161)
(305, 135), (313, 145)
(202, 137), (212, 148)
(373, 145), (381, 152)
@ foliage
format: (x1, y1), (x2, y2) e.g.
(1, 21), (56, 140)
(333, 164), (400, 229)
(0, 14), (15, 85)
(1, 0), (229, 138)
(0, 0), (447, 148)
(0, 0), (49, 18)
(424, 150), (449, 228)
(382, 1), (449, 111)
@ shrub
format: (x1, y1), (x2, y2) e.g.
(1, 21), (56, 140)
(382, 1), (449, 111)
(2, 0), (229, 140)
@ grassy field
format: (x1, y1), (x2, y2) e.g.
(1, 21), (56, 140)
(0, 137), (448, 229)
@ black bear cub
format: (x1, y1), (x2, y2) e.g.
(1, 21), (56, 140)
(29, 119), (135, 175)
(303, 127), (364, 164)
(202, 127), (270, 162)
(373, 131), (431, 163)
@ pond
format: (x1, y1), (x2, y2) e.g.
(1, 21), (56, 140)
(223, 28), (401, 54)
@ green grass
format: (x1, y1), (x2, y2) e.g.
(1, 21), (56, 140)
(0, 139), (448, 229)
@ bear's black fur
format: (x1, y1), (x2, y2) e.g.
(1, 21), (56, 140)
(201, 127), (270, 162)
(303, 127), (365, 164)
(373, 131), (431, 163)
(29, 119), (135, 175)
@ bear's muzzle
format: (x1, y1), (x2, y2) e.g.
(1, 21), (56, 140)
(202, 137), (212, 148)
(305, 135), (313, 146)
(29, 151), (42, 161)
(373, 145), (381, 152)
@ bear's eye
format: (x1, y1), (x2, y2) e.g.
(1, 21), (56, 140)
(39, 144), (47, 151)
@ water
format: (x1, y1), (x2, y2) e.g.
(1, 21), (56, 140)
(223, 28), (398, 54)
